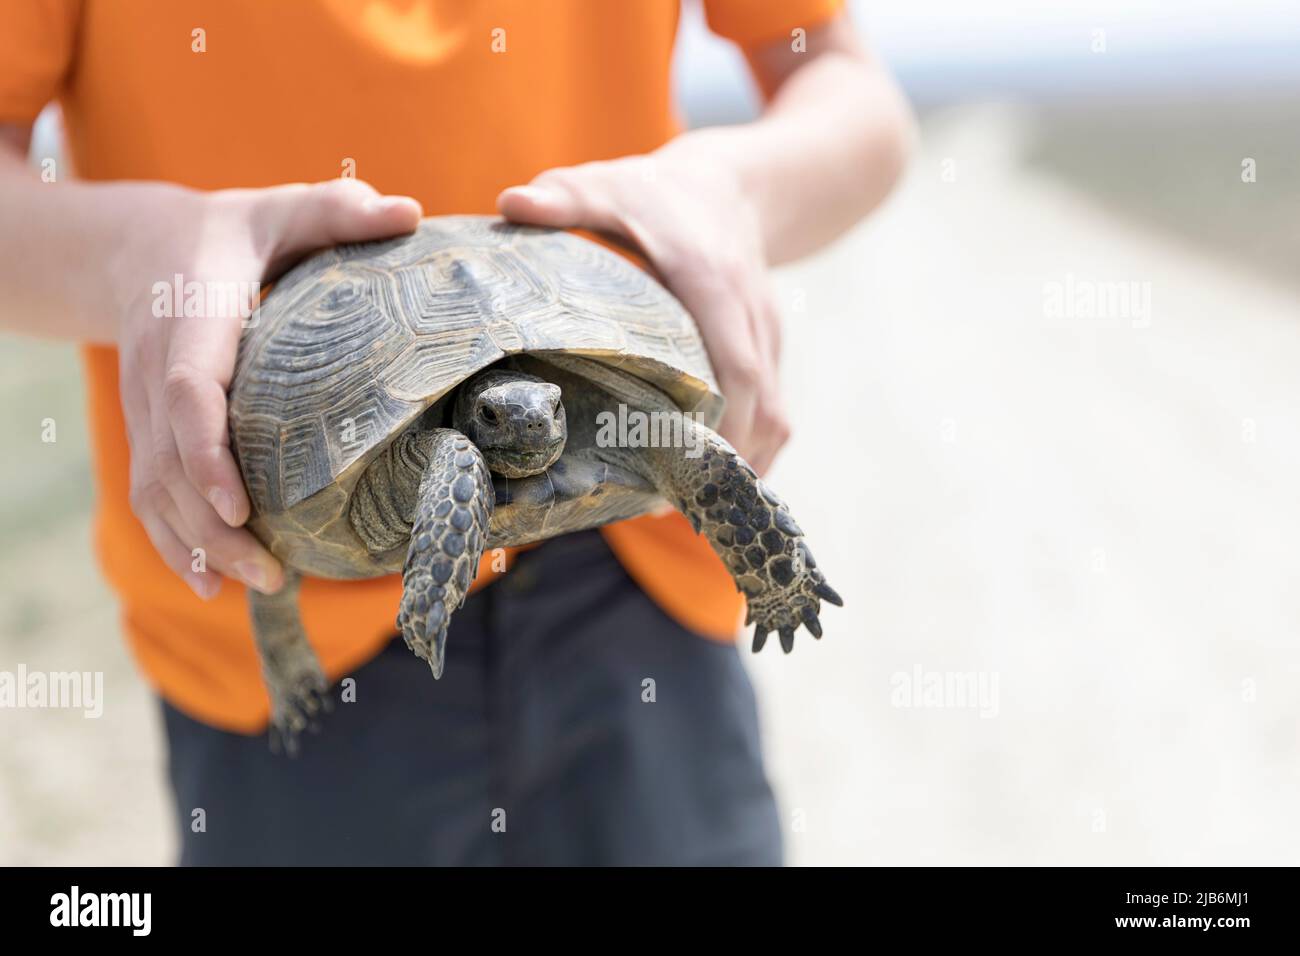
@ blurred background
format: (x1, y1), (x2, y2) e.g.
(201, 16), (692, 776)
(3, 0), (1299, 864)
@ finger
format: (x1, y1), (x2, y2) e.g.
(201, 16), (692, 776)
(161, 340), (249, 527)
(497, 184), (589, 228)
(743, 319), (787, 476)
(152, 191), (255, 527)
(714, 367), (759, 458)
(151, 412), (283, 593)
(738, 300), (778, 472)
(748, 379), (785, 473)
(752, 275), (783, 367)
(496, 166), (624, 233)
(748, 439), (778, 478)
(500, 169), (672, 291)
(747, 415), (788, 476)
(717, 268), (789, 472)
(259, 179), (423, 276)
(119, 344), (222, 596)
(173, 482), (284, 594)
(665, 277), (762, 457)
(132, 485), (223, 600)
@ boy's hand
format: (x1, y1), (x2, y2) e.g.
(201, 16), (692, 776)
(497, 151), (790, 476)
(114, 179), (421, 600)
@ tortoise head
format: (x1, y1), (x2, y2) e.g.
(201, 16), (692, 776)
(453, 368), (566, 478)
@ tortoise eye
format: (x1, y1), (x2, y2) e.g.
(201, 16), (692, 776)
(479, 404), (499, 425)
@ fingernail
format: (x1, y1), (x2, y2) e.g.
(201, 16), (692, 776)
(207, 488), (237, 526)
(235, 561), (272, 593)
(505, 186), (556, 208)
(364, 195), (419, 215)
(189, 574), (220, 601)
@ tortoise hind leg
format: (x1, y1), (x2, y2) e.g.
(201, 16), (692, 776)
(632, 421), (843, 654)
(248, 571), (330, 754)
(396, 429), (493, 679)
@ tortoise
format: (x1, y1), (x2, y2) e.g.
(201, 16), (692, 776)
(229, 215), (841, 748)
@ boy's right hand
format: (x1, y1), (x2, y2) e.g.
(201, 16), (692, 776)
(114, 179), (421, 600)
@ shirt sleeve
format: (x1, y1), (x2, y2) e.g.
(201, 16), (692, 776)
(702, 0), (845, 49)
(0, 0), (82, 124)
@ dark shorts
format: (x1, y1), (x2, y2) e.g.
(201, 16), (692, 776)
(162, 530), (782, 865)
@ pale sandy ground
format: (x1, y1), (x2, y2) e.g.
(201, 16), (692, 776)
(2, 105), (1297, 865)
(755, 105), (1300, 865)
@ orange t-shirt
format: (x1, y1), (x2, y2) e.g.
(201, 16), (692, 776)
(0, 0), (842, 733)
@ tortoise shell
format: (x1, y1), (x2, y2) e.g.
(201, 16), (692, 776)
(229, 215), (722, 575)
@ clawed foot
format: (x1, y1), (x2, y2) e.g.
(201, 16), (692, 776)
(661, 426), (845, 653)
(266, 661), (332, 756)
(689, 455), (843, 654)
(397, 596), (450, 680)
(746, 536), (843, 654)
(248, 572), (334, 756)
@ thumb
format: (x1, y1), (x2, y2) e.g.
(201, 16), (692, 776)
(497, 173), (623, 235)
(260, 179), (422, 277)
(497, 184), (586, 228)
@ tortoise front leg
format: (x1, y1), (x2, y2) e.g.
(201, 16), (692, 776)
(632, 421), (842, 653)
(247, 571), (329, 754)
(395, 428), (493, 678)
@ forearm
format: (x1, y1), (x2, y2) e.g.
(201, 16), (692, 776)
(0, 138), (194, 344)
(659, 28), (914, 265)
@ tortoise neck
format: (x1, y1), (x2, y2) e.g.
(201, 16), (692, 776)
(348, 421), (434, 555)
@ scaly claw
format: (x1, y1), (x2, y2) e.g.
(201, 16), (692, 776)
(814, 580), (843, 607)
(800, 605), (823, 639)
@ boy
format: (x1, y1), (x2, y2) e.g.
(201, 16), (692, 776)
(0, 0), (911, 864)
